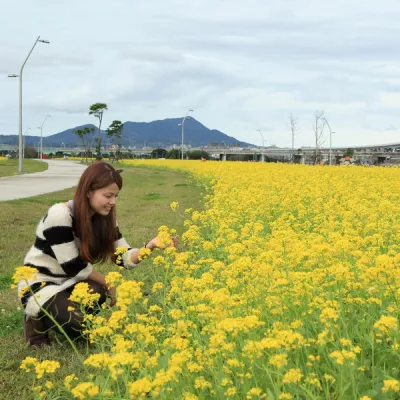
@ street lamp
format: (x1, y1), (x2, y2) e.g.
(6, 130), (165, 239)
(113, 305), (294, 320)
(8, 36), (50, 173)
(180, 109), (194, 160)
(258, 129), (266, 162)
(257, 129), (266, 148)
(37, 114), (51, 161)
(322, 117), (333, 165)
(23, 127), (31, 159)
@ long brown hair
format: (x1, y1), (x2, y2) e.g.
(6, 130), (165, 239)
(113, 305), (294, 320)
(74, 161), (123, 264)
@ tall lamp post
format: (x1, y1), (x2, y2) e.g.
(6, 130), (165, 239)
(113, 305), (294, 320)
(179, 109), (194, 160)
(322, 117), (333, 165)
(23, 127), (31, 159)
(258, 129), (265, 161)
(37, 114), (51, 161)
(8, 36), (50, 173)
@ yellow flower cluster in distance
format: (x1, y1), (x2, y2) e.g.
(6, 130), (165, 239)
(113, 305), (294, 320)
(170, 201), (179, 211)
(19, 160), (400, 399)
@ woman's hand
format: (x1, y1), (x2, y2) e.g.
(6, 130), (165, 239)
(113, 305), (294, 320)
(107, 286), (117, 307)
(147, 235), (179, 250)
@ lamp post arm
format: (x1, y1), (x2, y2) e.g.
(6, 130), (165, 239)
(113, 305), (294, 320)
(40, 114), (50, 129)
(322, 117), (332, 135)
(20, 36), (41, 77)
(259, 132), (264, 147)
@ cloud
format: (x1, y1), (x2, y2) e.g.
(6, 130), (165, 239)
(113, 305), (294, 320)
(1, 0), (400, 146)
(121, 46), (184, 64)
(378, 91), (400, 109)
(25, 85), (96, 114)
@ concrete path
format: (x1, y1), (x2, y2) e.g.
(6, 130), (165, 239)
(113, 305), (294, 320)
(0, 160), (87, 201)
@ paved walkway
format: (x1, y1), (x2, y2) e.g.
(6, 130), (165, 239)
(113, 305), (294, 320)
(0, 160), (87, 201)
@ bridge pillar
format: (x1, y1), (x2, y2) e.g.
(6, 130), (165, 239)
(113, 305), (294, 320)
(260, 153), (265, 162)
(221, 153), (227, 161)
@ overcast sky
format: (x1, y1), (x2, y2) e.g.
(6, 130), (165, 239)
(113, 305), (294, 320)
(1, 0), (400, 147)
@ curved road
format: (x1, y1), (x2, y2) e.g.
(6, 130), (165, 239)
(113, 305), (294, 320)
(0, 160), (87, 201)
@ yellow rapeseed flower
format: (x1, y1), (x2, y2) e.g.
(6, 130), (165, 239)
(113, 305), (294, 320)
(170, 201), (179, 211)
(382, 379), (400, 392)
(34, 360), (60, 379)
(374, 315), (398, 334)
(20, 356), (38, 372)
(138, 247), (152, 261)
(69, 282), (100, 308)
(128, 377), (152, 398)
(70, 382), (100, 399)
(105, 271), (123, 286)
(282, 368), (303, 384)
(269, 353), (288, 368)
(12, 266), (38, 284)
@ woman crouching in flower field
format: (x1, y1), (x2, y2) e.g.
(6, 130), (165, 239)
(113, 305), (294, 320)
(15, 161), (177, 348)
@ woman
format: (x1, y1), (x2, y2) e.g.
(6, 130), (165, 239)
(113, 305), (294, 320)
(19, 161), (175, 347)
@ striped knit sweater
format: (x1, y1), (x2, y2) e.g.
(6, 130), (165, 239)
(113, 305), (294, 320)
(19, 202), (138, 317)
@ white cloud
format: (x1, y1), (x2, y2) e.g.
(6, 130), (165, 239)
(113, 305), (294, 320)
(378, 92), (400, 108)
(1, 0), (400, 146)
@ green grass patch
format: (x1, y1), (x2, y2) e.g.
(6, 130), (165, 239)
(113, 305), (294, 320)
(0, 159), (48, 178)
(143, 192), (163, 200)
(0, 310), (23, 336)
(0, 274), (12, 290)
(0, 164), (203, 400)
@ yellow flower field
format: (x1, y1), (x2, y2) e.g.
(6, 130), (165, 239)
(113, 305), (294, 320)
(20, 161), (400, 399)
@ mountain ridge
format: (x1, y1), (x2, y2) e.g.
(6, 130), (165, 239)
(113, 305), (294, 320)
(0, 118), (254, 148)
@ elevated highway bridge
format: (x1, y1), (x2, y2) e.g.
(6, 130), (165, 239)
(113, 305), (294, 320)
(1, 142), (400, 164)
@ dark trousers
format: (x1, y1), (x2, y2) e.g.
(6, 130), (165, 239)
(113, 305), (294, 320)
(38, 279), (107, 340)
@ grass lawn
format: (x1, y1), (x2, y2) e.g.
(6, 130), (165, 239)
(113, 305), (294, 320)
(0, 159), (48, 178)
(0, 164), (203, 399)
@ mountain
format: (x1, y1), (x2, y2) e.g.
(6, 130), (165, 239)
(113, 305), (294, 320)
(121, 118), (251, 147)
(0, 118), (253, 148)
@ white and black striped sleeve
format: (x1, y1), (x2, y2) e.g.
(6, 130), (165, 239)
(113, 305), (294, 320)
(41, 204), (93, 278)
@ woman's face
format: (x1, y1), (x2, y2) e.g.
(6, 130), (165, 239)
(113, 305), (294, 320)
(88, 182), (120, 216)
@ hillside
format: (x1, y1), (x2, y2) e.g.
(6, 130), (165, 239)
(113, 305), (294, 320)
(0, 118), (253, 148)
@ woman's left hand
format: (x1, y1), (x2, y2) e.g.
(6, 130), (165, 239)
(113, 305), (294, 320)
(147, 235), (179, 250)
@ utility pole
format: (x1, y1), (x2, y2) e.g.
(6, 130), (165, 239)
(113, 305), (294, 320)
(289, 114), (297, 163)
(322, 116), (333, 165)
(257, 129), (265, 162)
(179, 109), (194, 160)
(38, 114), (51, 161)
